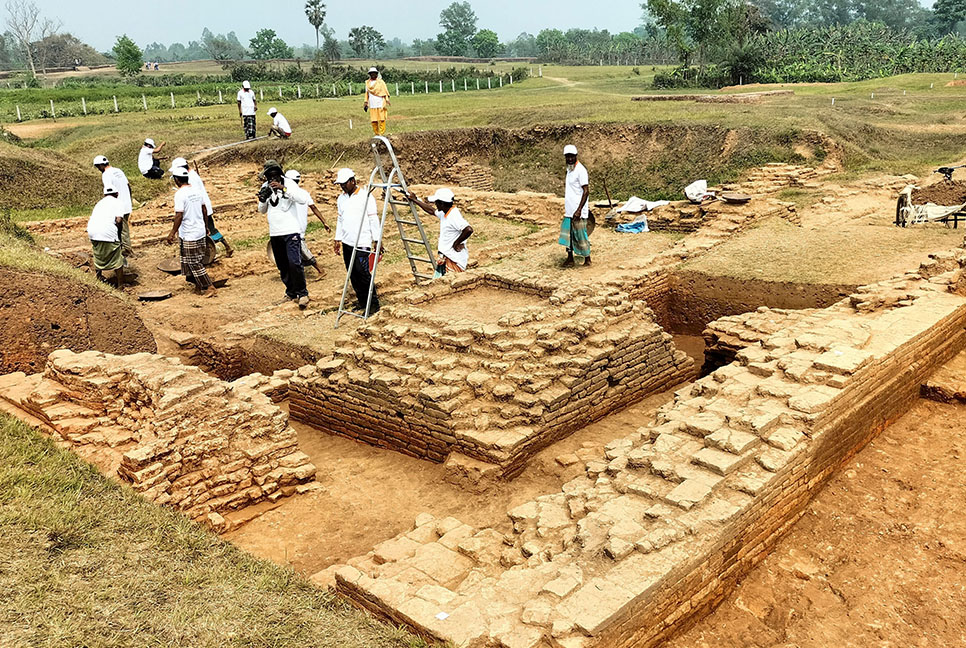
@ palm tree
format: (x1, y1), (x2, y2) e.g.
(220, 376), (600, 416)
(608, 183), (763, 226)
(305, 0), (326, 54)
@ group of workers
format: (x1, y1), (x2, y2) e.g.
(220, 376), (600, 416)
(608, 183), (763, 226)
(84, 64), (593, 309)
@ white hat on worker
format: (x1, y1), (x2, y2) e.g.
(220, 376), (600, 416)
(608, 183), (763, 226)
(103, 185), (118, 195)
(144, 138), (155, 147)
(267, 107), (278, 115)
(333, 168), (355, 184)
(368, 66), (378, 73)
(171, 156), (188, 169)
(242, 80), (251, 89)
(563, 144), (578, 156)
(427, 187), (456, 203)
(93, 155), (108, 166)
(169, 165), (189, 178)
(285, 169), (301, 182)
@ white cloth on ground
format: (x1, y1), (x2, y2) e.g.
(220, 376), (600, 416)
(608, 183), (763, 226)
(618, 196), (670, 213)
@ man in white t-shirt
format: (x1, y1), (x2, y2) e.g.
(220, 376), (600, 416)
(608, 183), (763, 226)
(408, 187), (473, 277)
(258, 159), (311, 309)
(285, 169), (330, 277)
(137, 138), (166, 179)
(87, 186), (126, 287)
(237, 80), (257, 139)
(165, 165), (217, 298)
(267, 107), (292, 138)
(172, 157), (233, 258)
(333, 168), (382, 314)
(559, 144), (591, 267)
(93, 154), (134, 257)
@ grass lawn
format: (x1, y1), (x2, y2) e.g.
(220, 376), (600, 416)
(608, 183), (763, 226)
(0, 412), (424, 648)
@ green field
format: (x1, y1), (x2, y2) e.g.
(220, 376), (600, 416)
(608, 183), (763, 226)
(6, 65), (966, 225)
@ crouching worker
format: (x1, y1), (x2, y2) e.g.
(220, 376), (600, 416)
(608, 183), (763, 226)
(267, 107), (292, 138)
(87, 185), (126, 287)
(259, 159), (311, 309)
(138, 138), (166, 179)
(408, 187), (473, 277)
(166, 165), (217, 298)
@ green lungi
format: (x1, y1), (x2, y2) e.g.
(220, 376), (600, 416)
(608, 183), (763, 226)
(90, 240), (123, 271)
(558, 216), (591, 257)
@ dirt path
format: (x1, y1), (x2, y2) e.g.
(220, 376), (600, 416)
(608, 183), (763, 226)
(666, 398), (966, 648)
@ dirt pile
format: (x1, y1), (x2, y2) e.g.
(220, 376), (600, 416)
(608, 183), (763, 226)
(0, 267), (156, 373)
(912, 181), (966, 206)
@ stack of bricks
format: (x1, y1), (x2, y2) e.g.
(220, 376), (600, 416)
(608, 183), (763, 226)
(327, 249), (966, 648)
(288, 271), (695, 477)
(0, 350), (316, 529)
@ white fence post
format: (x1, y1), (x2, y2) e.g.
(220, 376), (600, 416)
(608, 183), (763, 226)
(477, 78), (480, 90)
(16, 105), (21, 121)
(539, 66), (543, 77)
(315, 83), (319, 97)
(297, 85), (302, 98)
(464, 78), (467, 91)
(113, 95), (119, 112)
(278, 86), (282, 98)
(170, 92), (175, 107)
(395, 82), (399, 96)
(452, 79), (455, 92)
(218, 89), (223, 103)
(260, 88), (264, 101)
(411, 82), (415, 94)
(50, 99), (55, 118)
(348, 82), (352, 95)
(488, 77), (491, 89)
(349, 118), (353, 129)
(500, 77), (503, 87)
(142, 94), (147, 110)
(439, 80), (443, 92)
(509, 75), (513, 85)
(425, 81), (429, 93)
(333, 84), (337, 96)
(197, 90), (201, 101)
(81, 97), (86, 115)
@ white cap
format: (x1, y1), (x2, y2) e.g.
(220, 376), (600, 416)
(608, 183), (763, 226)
(103, 185), (118, 195)
(242, 80), (251, 89)
(144, 138), (155, 147)
(169, 165), (189, 178)
(427, 187), (456, 203)
(267, 107), (278, 115)
(93, 155), (108, 166)
(333, 168), (355, 184)
(563, 144), (578, 156)
(171, 157), (188, 169)
(285, 169), (301, 182)
(368, 67), (378, 73)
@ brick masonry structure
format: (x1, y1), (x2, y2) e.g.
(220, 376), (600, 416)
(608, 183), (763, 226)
(324, 243), (966, 648)
(0, 350), (316, 530)
(288, 272), (695, 478)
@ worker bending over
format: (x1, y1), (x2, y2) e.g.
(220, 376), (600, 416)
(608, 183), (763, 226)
(364, 67), (391, 136)
(258, 159), (311, 309)
(408, 187), (473, 276)
(87, 186), (126, 287)
(93, 155), (134, 258)
(559, 144), (591, 267)
(166, 165), (218, 298)
(285, 169), (330, 277)
(172, 157), (233, 258)
(267, 107), (292, 138)
(333, 168), (381, 313)
(138, 138), (166, 179)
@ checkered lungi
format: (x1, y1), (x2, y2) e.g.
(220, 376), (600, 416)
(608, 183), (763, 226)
(180, 237), (213, 290)
(243, 115), (256, 139)
(558, 216), (591, 257)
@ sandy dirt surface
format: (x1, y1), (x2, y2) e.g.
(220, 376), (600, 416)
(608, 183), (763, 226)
(667, 397), (966, 648)
(226, 387), (683, 576)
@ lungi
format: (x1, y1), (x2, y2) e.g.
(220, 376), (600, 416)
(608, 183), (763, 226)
(434, 254), (463, 277)
(180, 237), (213, 290)
(90, 240), (123, 271)
(558, 216), (591, 257)
(243, 115), (256, 139)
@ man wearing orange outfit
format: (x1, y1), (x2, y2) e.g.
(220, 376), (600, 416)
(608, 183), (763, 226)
(364, 67), (391, 135)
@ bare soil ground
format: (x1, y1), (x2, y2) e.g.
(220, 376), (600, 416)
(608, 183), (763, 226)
(913, 180), (966, 205)
(667, 398), (966, 648)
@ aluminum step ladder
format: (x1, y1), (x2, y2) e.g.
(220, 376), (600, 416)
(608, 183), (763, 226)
(335, 136), (436, 328)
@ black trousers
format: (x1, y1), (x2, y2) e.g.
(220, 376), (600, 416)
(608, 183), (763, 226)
(271, 234), (308, 299)
(143, 163), (164, 179)
(342, 243), (379, 310)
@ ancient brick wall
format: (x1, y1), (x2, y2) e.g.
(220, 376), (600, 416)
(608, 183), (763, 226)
(288, 272), (695, 477)
(326, 245), (966, 648)
(0, 350), (316, 527)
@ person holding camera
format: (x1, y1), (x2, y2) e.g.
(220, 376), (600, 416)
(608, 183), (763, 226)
(258, 159), (311, 309)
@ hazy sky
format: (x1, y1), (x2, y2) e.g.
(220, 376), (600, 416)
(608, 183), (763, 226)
(36, 1), (647, 52)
